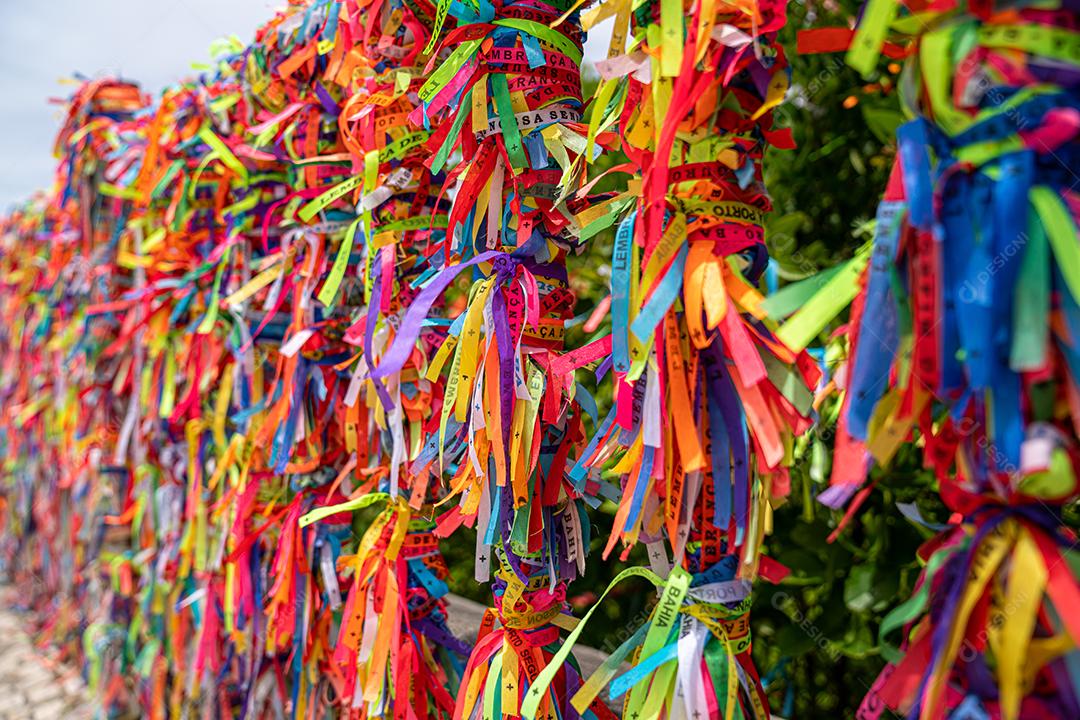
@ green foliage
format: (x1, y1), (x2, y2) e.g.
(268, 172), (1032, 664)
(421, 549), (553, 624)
(765, 1), (899, 276)
(752, 438), (946, 717)
(751, 3), (921, 712)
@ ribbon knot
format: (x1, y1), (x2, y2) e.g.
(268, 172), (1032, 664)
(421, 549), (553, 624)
(493, 254), (520, 283)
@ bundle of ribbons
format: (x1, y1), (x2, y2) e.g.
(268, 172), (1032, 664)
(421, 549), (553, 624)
(781, 0), (1080, 717)
(0, 0), (825, 718)
(522, 0), (823, 717)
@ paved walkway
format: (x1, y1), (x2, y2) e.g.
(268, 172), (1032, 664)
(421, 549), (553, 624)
(0, 606), (92, 720)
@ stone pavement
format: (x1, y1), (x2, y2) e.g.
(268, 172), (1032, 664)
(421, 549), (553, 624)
(0, 608), (92, 720)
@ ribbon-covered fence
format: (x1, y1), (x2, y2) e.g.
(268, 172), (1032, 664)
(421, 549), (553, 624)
(2, 0), (1079, 718)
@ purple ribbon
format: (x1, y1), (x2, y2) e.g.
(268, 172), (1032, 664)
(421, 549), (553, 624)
(370, 250), (504, 381)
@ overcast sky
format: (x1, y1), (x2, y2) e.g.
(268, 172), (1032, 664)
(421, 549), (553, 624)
(0, 0), (278, 210)
(0, 1), (609, 211)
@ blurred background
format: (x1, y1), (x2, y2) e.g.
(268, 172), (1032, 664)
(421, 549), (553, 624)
(0, 0), (619, 209)
(0, 0), (276, 207)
